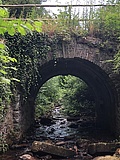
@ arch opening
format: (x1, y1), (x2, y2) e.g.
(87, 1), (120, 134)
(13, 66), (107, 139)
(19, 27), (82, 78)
(35, 75), (95, 118)
(35, 75), (97, 140)
(28, 57), (116, 136)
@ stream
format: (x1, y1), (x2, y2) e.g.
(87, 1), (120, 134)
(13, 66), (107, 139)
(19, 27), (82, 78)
(34, 105), (80, 140)
(0, 104), (115, 160)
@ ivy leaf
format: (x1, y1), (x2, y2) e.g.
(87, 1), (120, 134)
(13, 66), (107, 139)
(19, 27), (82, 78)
(8, 57), (17, 63)
(0, 43), (5, 49)
(8, 27), (15, 36)
(0, 77), (10, 84)
(11, 78), (20, 82)
(10, 67), (17, 71)
(34, 21), (42, 32)
(0, 8), (9, 18)
(0, 27), (4, 35)
(21, 23), (33, 35)
(3, 66), (18, 71)
(17, 26), (26, 35)
(0, 69), (7, 75)
(24, 22), (34, 30)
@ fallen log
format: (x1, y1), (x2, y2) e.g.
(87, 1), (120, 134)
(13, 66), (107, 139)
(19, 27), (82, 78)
(31, 141), (76, 158)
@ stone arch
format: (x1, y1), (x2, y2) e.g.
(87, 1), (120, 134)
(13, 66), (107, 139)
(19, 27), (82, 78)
(26, 57), (116, 135)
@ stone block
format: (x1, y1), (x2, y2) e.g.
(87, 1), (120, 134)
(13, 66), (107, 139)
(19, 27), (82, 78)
(88, 142), (120, 155)
(31, 141), (76, 158)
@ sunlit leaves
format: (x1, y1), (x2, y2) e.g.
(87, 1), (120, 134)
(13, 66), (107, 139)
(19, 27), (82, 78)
(11, 78), (20, 82)
(17, 26), (26, 35)
(0, 77), (10, 84)
(0, 8), (9, 18)
(0, 69), (7, 75)
(93, 2), (120, 72)
(0, 18), (43, 36)
(114, 50), (120, 72)
(0, 8), (43, 92)
(0, 43), (5, 49)
(34, 21), (43, 32)
(0, 4), (44, 153)
(93, 3), (120, 39)
(7, 27), (15, 36)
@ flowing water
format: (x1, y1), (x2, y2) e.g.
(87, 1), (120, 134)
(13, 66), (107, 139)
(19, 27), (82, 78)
(34, 106), (79, 140)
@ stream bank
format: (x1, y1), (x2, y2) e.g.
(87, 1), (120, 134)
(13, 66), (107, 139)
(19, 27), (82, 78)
(0, 104), (119, 160)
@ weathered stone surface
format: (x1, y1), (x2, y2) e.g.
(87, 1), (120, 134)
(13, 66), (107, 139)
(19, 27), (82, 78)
(20, 154), (36, 160)
(31, 141), (76, 158)
(88, 142), (120, 155)
(11, 144), (29, 149)
(114, 148), (120, 158)
(56, 141), (67, 146)
(93, 155), (120, 160)
(76, 138), (90, 149)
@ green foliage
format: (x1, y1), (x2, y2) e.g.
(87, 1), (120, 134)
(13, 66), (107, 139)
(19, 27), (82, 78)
(93, 4), (120, 40)
(90, 1), (120, 72)
(0, 132), (8, 153)
(0, 8), (9, 18)
(0, 18), (42, 35)
(2, 0), (45, 18)
(114, 49), (120, 72)
(58, 75), (95, 116)
(0, 42), (16, 124)
(0, 43), (12, 153)
(0, 6), (43, 107)
(5, 31), (59, 99)
(0, 7), (43, 96)
(35, 76), (62, 118)
(35, 75), (95, 118)
(57, 7), (78, 29)
(41, 6), (85, 38)
(0, 6), (43, 152)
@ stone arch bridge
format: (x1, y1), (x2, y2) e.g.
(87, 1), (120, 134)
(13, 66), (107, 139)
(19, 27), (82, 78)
(12, 36), (120, 138)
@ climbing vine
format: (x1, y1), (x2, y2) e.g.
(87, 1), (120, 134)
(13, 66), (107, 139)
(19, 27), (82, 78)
(5, 32), (62, 99)
(0, 6), (43, 152)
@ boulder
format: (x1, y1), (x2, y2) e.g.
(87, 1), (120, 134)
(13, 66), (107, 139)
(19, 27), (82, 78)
(31, 141), (76, 158)
(76, 138), (90, 149)
(114, 148), (120, 157)
(40, 117), (55, 126)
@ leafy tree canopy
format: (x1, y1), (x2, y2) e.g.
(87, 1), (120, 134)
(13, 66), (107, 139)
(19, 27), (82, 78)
(2, 0), (48, 18)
